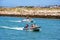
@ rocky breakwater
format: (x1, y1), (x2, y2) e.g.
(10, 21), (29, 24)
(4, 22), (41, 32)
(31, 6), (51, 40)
(0, 8), (60, 18)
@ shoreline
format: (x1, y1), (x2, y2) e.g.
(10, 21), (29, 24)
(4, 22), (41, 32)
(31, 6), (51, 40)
(0, 14), (60, 19)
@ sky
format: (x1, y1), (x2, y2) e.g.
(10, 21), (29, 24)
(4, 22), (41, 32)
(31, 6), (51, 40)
(0, 0), (60, 7)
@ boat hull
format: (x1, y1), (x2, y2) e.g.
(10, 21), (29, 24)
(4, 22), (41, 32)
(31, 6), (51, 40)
(32, 28), (40, 32)
(23, 28), (40, 32)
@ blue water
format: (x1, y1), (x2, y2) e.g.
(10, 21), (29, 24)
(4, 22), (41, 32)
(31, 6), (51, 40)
(0, 16), (60, 40)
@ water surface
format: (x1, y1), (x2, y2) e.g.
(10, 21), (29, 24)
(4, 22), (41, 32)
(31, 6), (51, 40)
(0, 16), (60, 40)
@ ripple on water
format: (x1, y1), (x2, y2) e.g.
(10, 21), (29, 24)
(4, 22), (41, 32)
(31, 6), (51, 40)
(0, 16), (60, 40)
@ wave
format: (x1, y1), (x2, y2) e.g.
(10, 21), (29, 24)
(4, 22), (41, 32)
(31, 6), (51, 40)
(9, 20), (22, 22)
(9, 19), (31, 23)
(22, 19), (31, 22)
(8, 19), (34, 23)
(0, 26), (41, 32)
(22, 19), (35, 23)
(0, 26), (24, 30)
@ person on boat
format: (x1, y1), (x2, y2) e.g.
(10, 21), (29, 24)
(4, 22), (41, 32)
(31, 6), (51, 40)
(30, 24), (37, 30)
(26, 17), (33, 22)
(22, 17), (34, 23)
(24, 24), (29, 30)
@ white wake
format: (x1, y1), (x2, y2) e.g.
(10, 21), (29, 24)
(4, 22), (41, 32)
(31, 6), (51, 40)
(0, 26), (24, 30)
(9, 19), (34, 23)
(9, 20), (22, 22)
(0, 26), (41, 31)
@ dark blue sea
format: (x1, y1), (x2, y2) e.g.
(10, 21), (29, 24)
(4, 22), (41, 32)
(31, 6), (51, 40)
(0, 16), (60, 40)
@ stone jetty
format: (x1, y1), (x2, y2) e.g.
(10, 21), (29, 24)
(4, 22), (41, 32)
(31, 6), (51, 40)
(0, 7), (60, 19)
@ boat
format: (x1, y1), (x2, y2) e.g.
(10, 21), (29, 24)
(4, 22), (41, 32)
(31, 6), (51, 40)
(23, 18), (41, 32)
(23, 27), (40, 32)
(31, 27), (40, 32)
